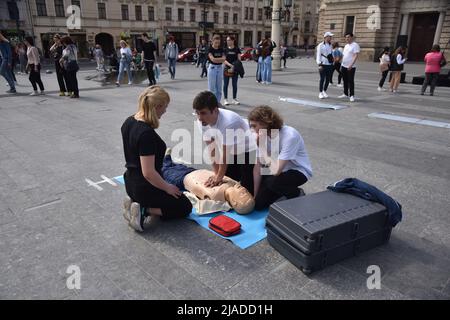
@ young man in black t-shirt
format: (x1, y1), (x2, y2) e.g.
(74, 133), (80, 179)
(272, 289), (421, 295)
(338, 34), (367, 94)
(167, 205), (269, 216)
(141, 33), (157, 86)
(207, 35), (226, 103)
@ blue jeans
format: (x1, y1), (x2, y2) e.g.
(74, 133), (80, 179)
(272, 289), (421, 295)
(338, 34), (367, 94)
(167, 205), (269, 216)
(257, 57), (263, 82)
(117, 60), (132, 83)
(0, 60), (15, 90)
(168, 58), (176, 78)
(260, 56), (272, 83)
(208, 64), (223, 102)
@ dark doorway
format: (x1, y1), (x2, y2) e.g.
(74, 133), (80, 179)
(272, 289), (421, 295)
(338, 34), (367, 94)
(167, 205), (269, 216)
(408, 12), (439, 61)
(95, 33), (114, 56)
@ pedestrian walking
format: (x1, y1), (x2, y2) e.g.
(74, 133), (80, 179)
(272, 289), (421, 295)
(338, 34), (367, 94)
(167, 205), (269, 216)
(207, 35), (225, 103)
(0, 32), (16, 93)
(389, 46), (407, 93)
(338, 33), (360, 102)
(24, 36), (44, 96)
(50, 34), (68, 96)
(116, 40), (133, 86)
(260, 38), (273, 85)
(223, 36), (241, 106)
(94, 44), (106, 72)
(421, 44), (446, 96)
(165, 36), (179, 80)
(378, 47), (390, 91)
(316, 32), (334, 99)
(141, 33), (157, 86)
(280, 45), (288, 68)
(198, 38), (208, 78)
(18, 43), (27, 74)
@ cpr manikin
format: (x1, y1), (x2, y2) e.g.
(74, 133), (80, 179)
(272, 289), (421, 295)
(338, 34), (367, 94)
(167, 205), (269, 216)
(183, 169), (255, 214)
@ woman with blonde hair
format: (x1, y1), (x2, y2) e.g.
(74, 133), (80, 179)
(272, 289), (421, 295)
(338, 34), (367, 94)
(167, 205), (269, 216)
(116, 40), (133, 86)
(248, 105), (312, 210)
(121, 86), (192, 232)
(389, 46), (407, 93)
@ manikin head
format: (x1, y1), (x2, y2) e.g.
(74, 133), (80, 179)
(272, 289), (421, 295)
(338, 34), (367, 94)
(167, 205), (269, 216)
(224, 184), (255, 214)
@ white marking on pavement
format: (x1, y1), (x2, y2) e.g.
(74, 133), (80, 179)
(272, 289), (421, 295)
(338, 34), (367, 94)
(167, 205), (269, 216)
(279, 97), (348, 110)
(368, 113), (450, 129)
(85, 175), (118, 191)
(25, 198), (62, 212)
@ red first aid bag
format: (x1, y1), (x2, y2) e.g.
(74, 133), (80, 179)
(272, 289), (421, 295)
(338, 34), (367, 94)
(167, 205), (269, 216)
(208, 215), (241, 237)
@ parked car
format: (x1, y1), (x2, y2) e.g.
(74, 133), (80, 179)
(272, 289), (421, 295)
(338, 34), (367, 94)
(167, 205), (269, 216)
(177, 48), (197, 62)
(240, 47), (254, 61)
(285, 46), (298, 58)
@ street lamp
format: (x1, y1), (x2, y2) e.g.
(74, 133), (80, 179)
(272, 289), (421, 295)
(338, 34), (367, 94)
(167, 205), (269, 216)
(263, 0), (292, 71)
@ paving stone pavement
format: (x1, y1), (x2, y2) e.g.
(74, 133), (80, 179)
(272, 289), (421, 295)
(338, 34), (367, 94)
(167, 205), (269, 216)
(0, 58), (449, 300)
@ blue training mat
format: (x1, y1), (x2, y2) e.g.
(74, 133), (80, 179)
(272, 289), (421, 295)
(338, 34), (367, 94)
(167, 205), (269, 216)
(187, 209), (269, 250)
(114, 175), (269, 249)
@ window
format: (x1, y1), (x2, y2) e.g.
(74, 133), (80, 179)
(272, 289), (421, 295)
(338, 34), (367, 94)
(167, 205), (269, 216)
(224, 12), (228, 25)
(7, 1), (19, 20)
(148, 6), (155, 21)
(97, 3), (106, 19)
(135, 5), (142, 21)
(214, 11), (219, 24)
(244, 31), (252, 46)
(345, 16), (355, 35)
(233, 13), (238, 24)
(304, 20), (310, 32)
(257, 31), (262, 42)
(121, 4), (129, 20)
(245, 7), (248, 20)
(35, 0), (47, 16)
(330, 23), (335, 30)
(165, 7), (172, 21)
(190, 9), (196, 22)
(178, 8), (184, 21)
(258, 8), (262, 21)
(71, 0), (81, 16)
(249, 8), (254, 21)
(54, 0), (64, 17)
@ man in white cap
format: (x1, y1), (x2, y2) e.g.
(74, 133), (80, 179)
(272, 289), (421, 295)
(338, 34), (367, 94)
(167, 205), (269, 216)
(316, 32), (334, 99)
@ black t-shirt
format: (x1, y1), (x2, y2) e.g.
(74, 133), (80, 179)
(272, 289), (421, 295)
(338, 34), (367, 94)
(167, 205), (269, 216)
(224, 46), (241, 65)
(142, 41), (156, 61)
(208, 46), (224, 65)
(53, 45), (63, 61)
(121, 116), (166, 184)
(198, 44), (208, 56)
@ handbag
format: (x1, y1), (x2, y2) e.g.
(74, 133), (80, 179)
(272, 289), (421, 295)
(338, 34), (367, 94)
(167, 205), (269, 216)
(224, 66), (234, 77)
(440, 53), (447, 67)
(208, 215), (241, 237)
(64, 60), (79, 72)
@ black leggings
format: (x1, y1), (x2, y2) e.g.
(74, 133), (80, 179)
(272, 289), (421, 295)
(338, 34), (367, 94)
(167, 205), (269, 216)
(255, 170), (307, 210)
(144, 60), (156, 85)
(332, 62), (342, 84)
(55, 62), (67, 92)
(379, 70), (389, 88)
(124, 170), (192, 220)
(223, 74), (238, 99)
(65, 70), (79, 96)
(29, 64), (44, 91)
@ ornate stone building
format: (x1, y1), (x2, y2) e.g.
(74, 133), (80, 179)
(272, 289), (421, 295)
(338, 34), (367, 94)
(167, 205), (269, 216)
(317, 0), (450, 61)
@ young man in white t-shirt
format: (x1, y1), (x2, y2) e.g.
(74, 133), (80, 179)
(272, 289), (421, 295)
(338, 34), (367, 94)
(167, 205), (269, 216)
(339, 33), (360, 102)
(193, 91), (256, 194)
(248, 106), (312, 210)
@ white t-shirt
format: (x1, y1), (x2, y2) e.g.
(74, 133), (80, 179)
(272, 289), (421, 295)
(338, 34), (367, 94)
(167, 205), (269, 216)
(198, 108), (255, 155)
(120, 47), (132, 61)
(258, 125), (313, 179)
(342, 42), (360, 68)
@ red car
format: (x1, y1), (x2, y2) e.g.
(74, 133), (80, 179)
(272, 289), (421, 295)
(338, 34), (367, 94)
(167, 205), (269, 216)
(240, 47), (254, 61)
(177, 48), (197, 62)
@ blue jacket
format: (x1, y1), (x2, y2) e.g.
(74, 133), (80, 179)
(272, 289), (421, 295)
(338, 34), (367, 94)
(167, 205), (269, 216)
(0, 41), (12, 64)
(327, 178), (402, 227)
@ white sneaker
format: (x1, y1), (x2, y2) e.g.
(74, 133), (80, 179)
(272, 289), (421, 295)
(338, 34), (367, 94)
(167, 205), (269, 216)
(322, 91), (329, 98)
(30, 91), (38, 96)
(338, 94), (347, 99)
(223, 99), (230, 105)
(337, 84), (343, 87)
(123, 196), (132, 222)
(129, 202), (144, 232)
(378, 87), (386, 92)
(128, 82), (132, 85)
(232, 99), (240, 105)
(319, 92), (324, 99)
(349, 96), (355, 102)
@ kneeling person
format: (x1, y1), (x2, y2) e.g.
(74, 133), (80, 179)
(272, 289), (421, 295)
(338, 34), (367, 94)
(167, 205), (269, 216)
(121, 86), (193, 232)
(249, 106), (313, 210)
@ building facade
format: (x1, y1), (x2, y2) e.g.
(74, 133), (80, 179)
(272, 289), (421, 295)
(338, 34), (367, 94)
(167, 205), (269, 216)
(317, 0), (450, 61)
(8, 0), (318, 58)
(0, 0), (34, 43)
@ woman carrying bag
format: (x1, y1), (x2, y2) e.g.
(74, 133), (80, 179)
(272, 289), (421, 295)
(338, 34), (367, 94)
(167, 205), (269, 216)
(60, 36), (80, 98)
(421, 44), (447, 96)
(378, 47), (390, 91)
